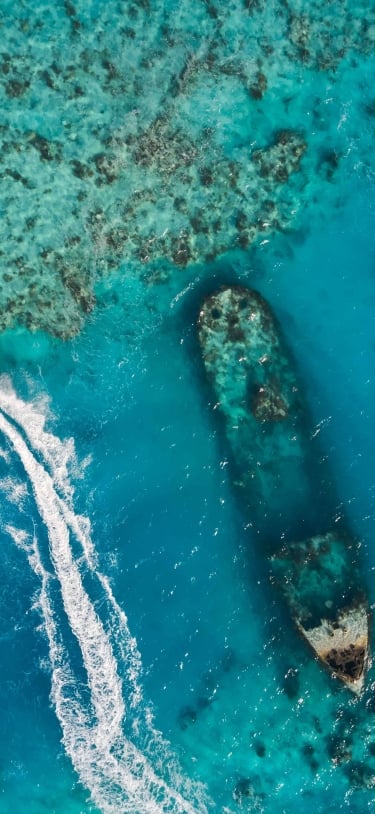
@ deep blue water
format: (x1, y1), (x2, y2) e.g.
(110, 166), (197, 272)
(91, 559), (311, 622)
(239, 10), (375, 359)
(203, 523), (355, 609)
(0, 1), (374, 813)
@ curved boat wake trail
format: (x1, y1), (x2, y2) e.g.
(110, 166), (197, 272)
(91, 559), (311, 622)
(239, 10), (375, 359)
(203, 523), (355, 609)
(0, 378), (207, 814)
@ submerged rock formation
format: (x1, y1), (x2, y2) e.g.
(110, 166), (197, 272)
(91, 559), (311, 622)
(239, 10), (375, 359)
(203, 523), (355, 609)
(198, 285), (369, 693)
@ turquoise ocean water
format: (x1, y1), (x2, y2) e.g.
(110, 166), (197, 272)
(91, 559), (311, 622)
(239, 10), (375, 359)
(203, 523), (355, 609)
(0, 1), (374, 812)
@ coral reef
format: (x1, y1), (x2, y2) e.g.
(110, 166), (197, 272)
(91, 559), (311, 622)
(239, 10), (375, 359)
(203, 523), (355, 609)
(0, 0), (373, 336)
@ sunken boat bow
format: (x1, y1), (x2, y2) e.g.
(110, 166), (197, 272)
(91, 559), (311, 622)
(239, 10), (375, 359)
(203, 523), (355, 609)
(198, 286), (369, 694)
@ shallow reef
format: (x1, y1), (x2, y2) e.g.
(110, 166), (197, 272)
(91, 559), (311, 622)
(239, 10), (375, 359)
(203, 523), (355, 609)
(0, 0), (374, 336)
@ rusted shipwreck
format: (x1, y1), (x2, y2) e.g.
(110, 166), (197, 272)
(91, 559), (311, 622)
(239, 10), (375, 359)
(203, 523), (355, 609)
(198, 285), (369, 694)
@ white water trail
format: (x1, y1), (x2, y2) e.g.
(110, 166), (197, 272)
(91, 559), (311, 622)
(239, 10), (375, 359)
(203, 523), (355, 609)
(0, 378), (144, 707)
(0, 380), (207, 814)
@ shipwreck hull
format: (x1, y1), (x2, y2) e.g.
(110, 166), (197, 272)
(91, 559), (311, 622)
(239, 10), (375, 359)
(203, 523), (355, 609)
(198, 286), (333, 544)
(271, 531), (369, 693)
(198, 285), (369, 692)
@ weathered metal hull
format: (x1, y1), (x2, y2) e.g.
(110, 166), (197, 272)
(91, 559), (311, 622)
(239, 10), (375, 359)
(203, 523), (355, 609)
(198, 285), (369, 693)
(271, 531), (368, 694)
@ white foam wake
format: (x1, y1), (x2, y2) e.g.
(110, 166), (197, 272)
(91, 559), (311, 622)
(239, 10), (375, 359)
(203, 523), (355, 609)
(0, 378), (207, 814)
